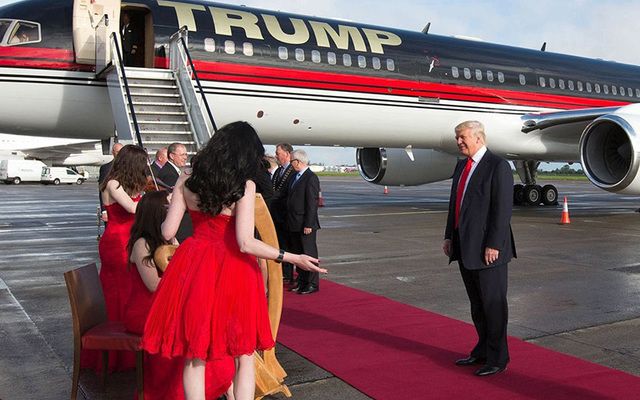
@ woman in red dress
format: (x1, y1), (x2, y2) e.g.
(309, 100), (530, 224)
(126, 191), (234, 399)
(142, 122), (327, 400)
(85, 144), (147, 372)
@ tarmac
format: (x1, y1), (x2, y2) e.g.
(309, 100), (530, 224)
(1, 176), (640, 399)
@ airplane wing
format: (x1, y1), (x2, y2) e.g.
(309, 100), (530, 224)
(521, 106), (621, 133)
(21, 141), (108, 166)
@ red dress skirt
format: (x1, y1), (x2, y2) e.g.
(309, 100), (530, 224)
(142, 210), (274, 361)
(125, 262), (233, 399)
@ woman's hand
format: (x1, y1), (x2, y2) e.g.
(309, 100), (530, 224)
(292, 254), (327, 274)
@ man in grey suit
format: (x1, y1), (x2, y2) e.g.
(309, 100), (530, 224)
(443, 120), (516, 377)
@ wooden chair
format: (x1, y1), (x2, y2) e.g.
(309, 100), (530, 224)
(64, 263), (144, 400)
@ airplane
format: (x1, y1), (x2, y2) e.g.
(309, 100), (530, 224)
(0, 133), (111, 166)
(1, 0), (640, 206)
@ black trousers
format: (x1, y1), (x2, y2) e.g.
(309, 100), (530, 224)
(288, 230), (318, 288)
(454, 232), (509, 367)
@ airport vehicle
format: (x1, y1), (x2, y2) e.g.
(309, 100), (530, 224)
(0, 134), (111, 167)
(0, 159), (46, 184)
(41, 166), (86, 185)
(1, 1), (640, 204)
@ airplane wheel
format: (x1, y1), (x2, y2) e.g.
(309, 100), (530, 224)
(523, 184), (542, 206)
(541, 184), (558, 206)
(13, 177), (21, 185)
(513, 184), (524, 205)
(53, 178), (60, 185)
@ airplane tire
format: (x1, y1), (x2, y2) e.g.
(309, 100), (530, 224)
(523, 184), (542, 206)
(513, 184), (524, 205)
(541, 184), (558, 206)
(53, 178), (60, 185)
(13, 177), (21, 185)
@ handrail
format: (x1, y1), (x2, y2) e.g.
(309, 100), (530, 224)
(178, 35), (217, 132)
(110, 32), (143, 147)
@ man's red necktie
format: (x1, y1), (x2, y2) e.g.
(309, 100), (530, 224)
(455, 158), (473, 228)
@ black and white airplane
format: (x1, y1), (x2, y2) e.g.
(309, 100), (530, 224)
(1, 0), (639, 204)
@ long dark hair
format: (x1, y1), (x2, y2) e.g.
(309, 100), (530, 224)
(99, 144), (148, 194)
(127, 191), (171, 267)
(185, 121), (265, 215)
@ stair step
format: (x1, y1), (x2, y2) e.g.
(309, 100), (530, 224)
(142, 140), (196, 145)
(131, 102), (183, 107)
(137, 120), (190, 125)
(135, 111), (187, 116)
(131, 92), (181, 98)
(128, 83), (177, 89)
(135, 130), (193, 135)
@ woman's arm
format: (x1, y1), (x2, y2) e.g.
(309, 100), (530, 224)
(161, 173), (188, 241)
(235, 181), (326, 273)
(130, 238), (161, 292)
(105, 179), (138, 214)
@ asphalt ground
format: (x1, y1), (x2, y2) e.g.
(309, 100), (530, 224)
(1, 176), (639, 399)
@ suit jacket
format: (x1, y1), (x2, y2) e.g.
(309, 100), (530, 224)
(121, 23), (139, 54)
(157, 162), (180, 191)
(444, 149), (516, 270)
(149, 161), (162, 178)
(286, 169), (321, 232)
(270, 164), (295, 224)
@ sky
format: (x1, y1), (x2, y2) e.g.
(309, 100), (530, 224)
(1, 0), (639, 166)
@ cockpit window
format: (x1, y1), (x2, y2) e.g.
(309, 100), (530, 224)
(0, 19), (41, 46)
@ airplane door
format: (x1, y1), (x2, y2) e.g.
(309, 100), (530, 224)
(73, 0), (121, 65)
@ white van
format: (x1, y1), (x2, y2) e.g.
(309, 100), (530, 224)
(41, 167), (86, 185)
(0, 159), (47, 184)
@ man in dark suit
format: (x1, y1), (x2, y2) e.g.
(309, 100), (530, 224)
(158, 142), (192, 242)
(270, 143), (296, 283)
(149, 147), (172, 190)
(121, 12), (140, 67)
(98, 142), (123, 223)
(443, 120), (516, 377)
(286, 149), (321, 294)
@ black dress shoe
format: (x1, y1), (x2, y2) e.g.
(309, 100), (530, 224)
(474, 365), (506, 376)
(455, 356), (486, 366)
(289, 284), (302, 292)
(299, 285), (319, 294)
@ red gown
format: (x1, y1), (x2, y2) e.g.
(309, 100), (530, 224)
(81, 196), (140, 372)
(142, 210), (275, 361)
(124, 262), (234, 399)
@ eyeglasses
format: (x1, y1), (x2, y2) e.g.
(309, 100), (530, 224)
(291, 159), (299, 163)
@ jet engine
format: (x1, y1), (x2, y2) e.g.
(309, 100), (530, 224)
(356, 147), (458, 186)
(580, 110), (640, 194)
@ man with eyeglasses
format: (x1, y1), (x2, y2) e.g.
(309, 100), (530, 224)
(158, 142), (192, 241)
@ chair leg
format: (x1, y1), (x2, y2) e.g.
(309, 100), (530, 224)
(101, 350), (109, 387)
(136, 351), (144, 400)
(71, 343), (81, 400)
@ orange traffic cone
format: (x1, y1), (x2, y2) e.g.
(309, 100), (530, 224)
(559, 196), (571, 224)
(318, 191), (324, 207)
(384, 185), (389, 195)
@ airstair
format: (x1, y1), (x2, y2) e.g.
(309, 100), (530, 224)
(95, 18), (216, 156)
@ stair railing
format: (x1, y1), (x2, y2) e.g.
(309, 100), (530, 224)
(169, 26), (217, 149)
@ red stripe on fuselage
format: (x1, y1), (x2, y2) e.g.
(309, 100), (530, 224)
(0, 46), (94, 71)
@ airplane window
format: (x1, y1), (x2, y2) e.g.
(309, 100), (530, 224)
(577, 81), (583, 91)
(278, 46), (288, 60)
(295, 48), (305, 62)
(612, 85), (617, 95)
(463, 68), (471, 79)
(619, 86), (625, 95)
(519, 74), (526, 85)
(636, 89), (640, 97)
(539, 76), (546, 88)
(358, 55), (366, 68)
(568, 80), (574, 90)
(311, 50), (321, 63)
(603, 85), (609, 94)
(224, 40), (235, 55)
(243, 43), (253, 57)
(204, 38), (216, 52)
(343, 54), (352, 67)
(627, 87), (633, 97)
(595, 83), (601, 93)
(327, 52), (337, 65)
(497, 72), (505, 83)
(559, 79), (565, 89)
(372, 57), (381, 70)
(487, 70), (494, 81)
(451, 66), (459, 78)
(386, 59), (395, 71)
(0, 20), (10, 39)
(586, 82), (592, 92)
(549, 78), (556, 88)
(6, 21), (40, 46)
(475, 69), (482, 80)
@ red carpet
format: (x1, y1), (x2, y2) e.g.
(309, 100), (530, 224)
(278, 280), (640, 399)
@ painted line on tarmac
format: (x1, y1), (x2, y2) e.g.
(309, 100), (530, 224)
(327, 210), (445, 218)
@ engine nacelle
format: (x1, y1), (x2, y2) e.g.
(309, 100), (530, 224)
(356, 147), (458, 186)
(580, 108), (640, 194)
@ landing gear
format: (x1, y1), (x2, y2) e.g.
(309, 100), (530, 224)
(513, 160), (559, 206)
